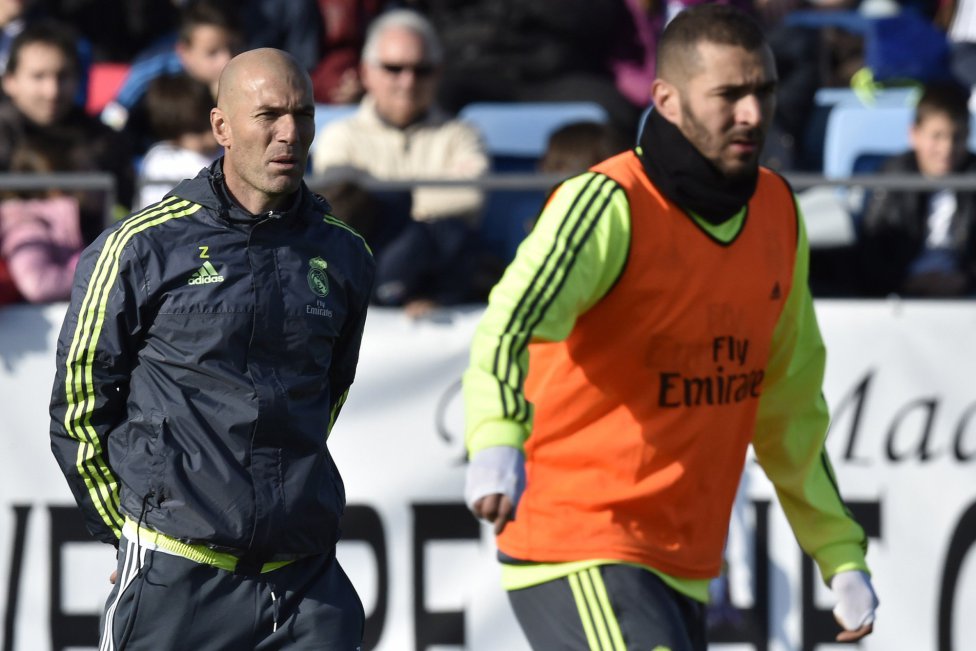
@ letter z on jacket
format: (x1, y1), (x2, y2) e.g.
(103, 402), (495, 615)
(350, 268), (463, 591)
(49, 160), (375, 565)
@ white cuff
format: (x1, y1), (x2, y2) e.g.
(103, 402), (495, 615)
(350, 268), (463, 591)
(464, 446), (525, 512)
(831, 570), (878, 630)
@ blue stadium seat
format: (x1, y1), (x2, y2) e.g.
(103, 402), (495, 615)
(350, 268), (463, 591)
(816, 104), (976, 244)
(313, 103), (358, 139)
(813, 86), (920, 108)
(819, 106), (920, 236)
(459, 102), (609, 265)
(822, 105), (976, 178)
(822, 105), (915, 178)
(459, 101), (609, 171)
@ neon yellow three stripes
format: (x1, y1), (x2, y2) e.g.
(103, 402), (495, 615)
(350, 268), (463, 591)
(494, 173), (619, 423)
(568, 567), (627, 651)
(62, 197), (202, 538)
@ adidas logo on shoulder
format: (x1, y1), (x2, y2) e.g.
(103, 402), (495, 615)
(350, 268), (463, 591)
(188, 261), (224, 285)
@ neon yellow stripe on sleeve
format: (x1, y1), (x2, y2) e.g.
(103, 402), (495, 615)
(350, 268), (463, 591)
(62, 197), (201, 537)
(464, 172), (630, 454)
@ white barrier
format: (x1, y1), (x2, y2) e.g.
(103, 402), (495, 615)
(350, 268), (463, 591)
(1, 301), (974, 650)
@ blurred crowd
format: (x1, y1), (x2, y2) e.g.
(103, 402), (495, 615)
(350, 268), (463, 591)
(0, 0), (975, 311)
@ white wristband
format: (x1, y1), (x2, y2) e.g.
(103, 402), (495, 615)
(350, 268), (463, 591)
(831, 570), (879, 630)
(464, 446), (525, 513)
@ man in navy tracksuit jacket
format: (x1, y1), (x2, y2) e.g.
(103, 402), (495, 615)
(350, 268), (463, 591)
(49, 48), (373, 650)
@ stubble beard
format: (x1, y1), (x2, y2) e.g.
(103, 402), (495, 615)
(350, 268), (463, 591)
(680, 99), (762, 181)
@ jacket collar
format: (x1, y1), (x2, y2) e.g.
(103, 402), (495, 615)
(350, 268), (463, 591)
(636, 108), (759, 224)
(170, 158), (331, 226)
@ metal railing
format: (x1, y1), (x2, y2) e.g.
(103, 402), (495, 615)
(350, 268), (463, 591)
(4, 169), (975, 226)
(785, 173), (976, 191)
(305, 170), (976, 192)
(0, 172), (117, 227)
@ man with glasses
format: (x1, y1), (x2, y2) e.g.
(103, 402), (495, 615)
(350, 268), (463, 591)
(313, 9), (489, 317)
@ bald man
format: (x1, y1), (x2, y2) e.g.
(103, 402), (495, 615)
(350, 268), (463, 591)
(50, 48), (374, 649)
(462, 5), (877, 650)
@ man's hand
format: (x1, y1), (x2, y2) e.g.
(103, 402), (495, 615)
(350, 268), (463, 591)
(465, 446), (525, 535)
(472, 493), (516, 535)
(109, 569), (117, 584)
(831, 570), (878, 642)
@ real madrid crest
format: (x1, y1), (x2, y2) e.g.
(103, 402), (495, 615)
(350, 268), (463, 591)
(307, 257), (330, 297)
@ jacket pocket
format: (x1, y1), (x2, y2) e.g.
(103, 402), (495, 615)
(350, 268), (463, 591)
(145, 412), (168, 507)
(113, 412), (163, 513)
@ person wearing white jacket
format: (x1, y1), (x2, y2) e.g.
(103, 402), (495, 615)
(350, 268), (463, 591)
(313, 9), (489, 314)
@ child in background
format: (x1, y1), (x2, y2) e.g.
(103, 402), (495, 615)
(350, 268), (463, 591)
(524, 120), (628, 230)
(100, 0), (242, 153)
(0, 138), (83, 304)
(483, 120), (628, 270)
(539, 121), (629, 177)
(136, 74), (220, 209)
(859, 81), (976, 297)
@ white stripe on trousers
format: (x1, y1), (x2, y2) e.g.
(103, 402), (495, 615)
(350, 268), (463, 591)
(100, 537), (147, 651)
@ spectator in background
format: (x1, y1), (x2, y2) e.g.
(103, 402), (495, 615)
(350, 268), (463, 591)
(0, 136), (82, 303)
(99, 0), (242, 152)
(411, 0), (643, 135)
(0, 0), (46, 75)
(0, 21), (134, 243)
(313, 9), (489, 316)
(311, 0), (386, 104)
(539, 121), (630, 177)
(752, 0), (864, 170)
(40, 0), (179, 63)
(937, 0), (976, 88)
(496, 120), (629, 253)
(859, 81), (976, 297)
(609, 0), (664, 110)
(136, 74), (220, 209)
(531, 119), (629, 228)
(232, 0), (325, 75)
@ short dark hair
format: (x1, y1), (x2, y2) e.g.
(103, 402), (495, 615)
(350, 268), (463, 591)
(657, 4), (766, 82)
(539, 122), (628, 174)
(5, 21), (79, 76)
(3, 134), (74, 198)
(146, 74), (214, 142)
(914, 81), (971, 127)
(178, 0), (241, 45)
